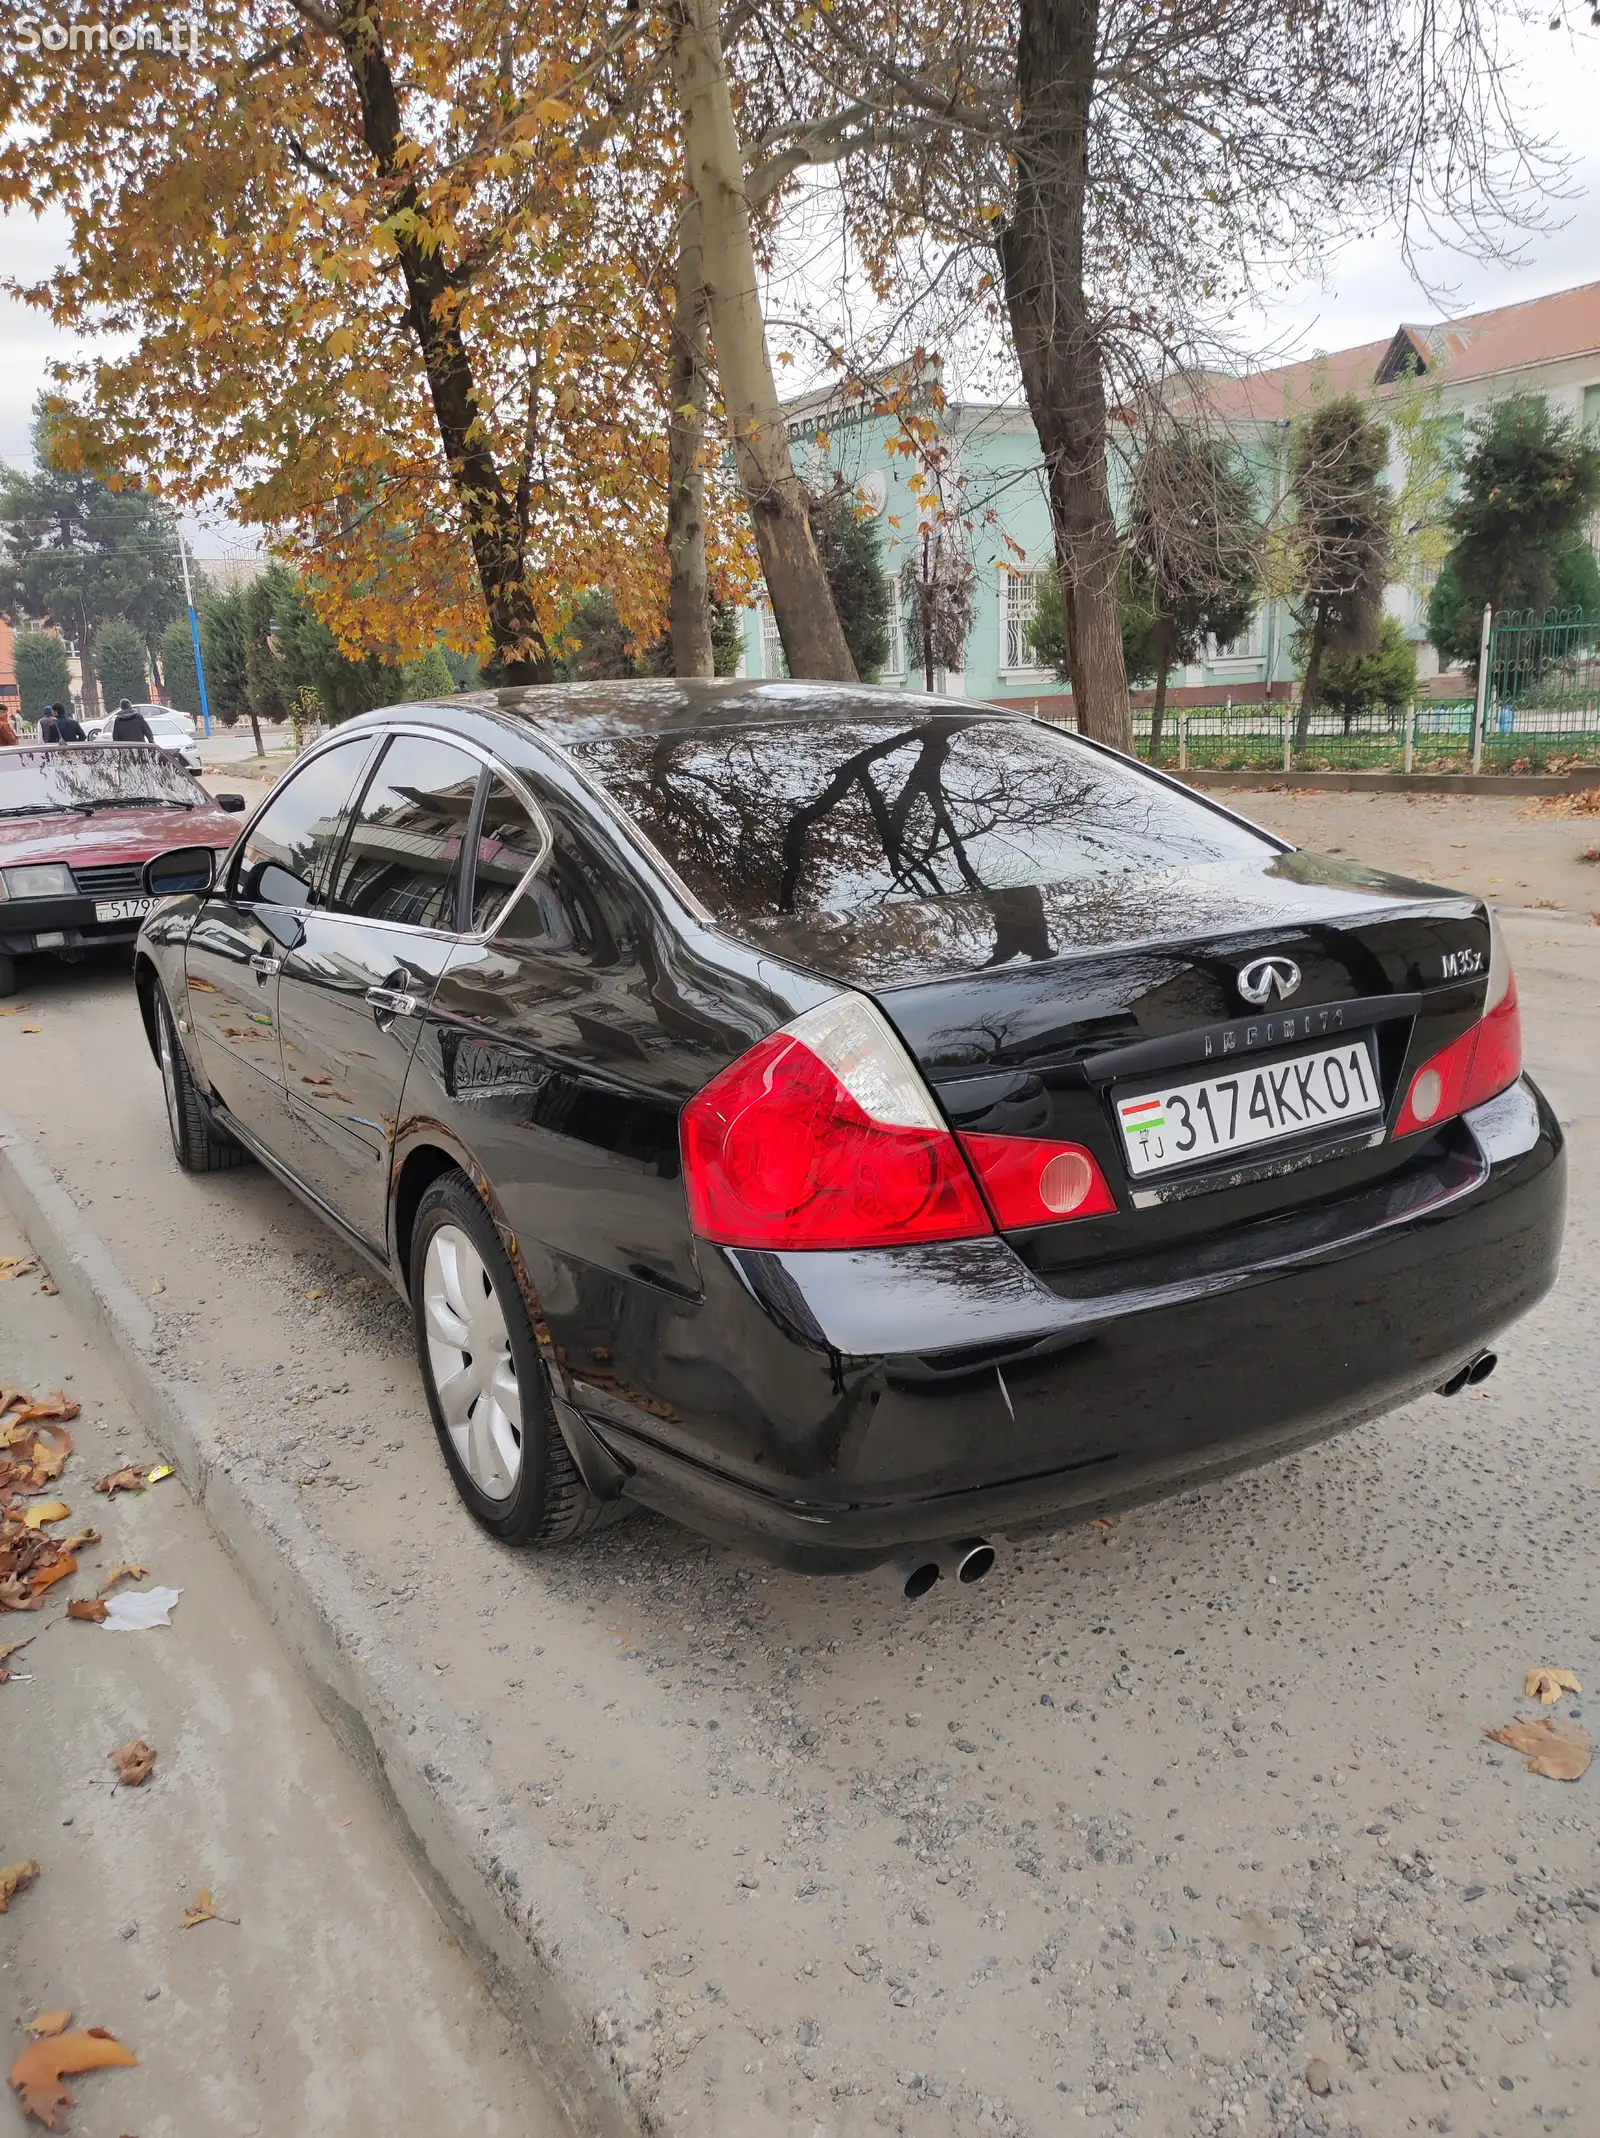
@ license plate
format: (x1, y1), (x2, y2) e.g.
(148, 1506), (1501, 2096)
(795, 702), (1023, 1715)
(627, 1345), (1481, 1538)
(94, 897), (156, 922)
(1115, 1037), (1383, 1178)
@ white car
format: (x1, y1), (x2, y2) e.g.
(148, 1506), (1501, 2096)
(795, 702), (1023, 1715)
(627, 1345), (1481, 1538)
(85, 705), (202, 775)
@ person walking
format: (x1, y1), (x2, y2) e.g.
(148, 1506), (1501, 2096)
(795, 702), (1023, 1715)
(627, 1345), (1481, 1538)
(0, 708), (19, 746)
(50, 702), (86, 742)
(38, 706), (60, 742)
(109, 697), (154, 742)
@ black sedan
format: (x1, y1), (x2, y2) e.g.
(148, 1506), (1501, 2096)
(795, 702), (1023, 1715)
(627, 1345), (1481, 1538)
(131, 684), (1565, 1583)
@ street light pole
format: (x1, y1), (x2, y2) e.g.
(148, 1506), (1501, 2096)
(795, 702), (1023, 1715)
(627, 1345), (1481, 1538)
(178, 533), (213, 739)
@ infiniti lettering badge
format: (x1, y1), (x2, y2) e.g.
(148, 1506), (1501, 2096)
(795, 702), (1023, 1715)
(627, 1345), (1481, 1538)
(1237, 955), (1302, 1006)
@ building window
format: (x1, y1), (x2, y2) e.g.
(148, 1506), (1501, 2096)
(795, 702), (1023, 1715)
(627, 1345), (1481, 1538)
(1002, 570), (1042, 671)
(883, 578), (906, 677)
(759, 603), (787, 679)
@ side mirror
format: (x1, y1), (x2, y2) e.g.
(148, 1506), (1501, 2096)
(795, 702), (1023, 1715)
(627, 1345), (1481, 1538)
(142, 845), (218, 898)
(241, 858), (313, 909)
(215, 792), (247, 813)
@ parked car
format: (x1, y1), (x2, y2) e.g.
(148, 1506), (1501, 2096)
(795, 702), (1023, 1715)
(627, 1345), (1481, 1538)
(84, 706), (202, 775)
(0, 744), (246, 996)
(131, 685), (1564, 1583)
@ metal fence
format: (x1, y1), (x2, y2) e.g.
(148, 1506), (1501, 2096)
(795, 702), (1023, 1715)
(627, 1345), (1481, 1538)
(1102, 607), (1600, 774)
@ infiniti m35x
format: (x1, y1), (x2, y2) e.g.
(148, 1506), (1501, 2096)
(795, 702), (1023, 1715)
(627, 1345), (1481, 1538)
(131, 684), (1564, 1575)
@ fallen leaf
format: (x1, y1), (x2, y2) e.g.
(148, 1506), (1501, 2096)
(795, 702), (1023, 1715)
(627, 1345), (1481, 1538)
(94, 1469), (145, 1497)
(108, 1738), (155, 1787)
(59, 1529), (99, 1554)
(0, 1859), (40, 1910)
(23, 1425), (73, 1484)
(22, 1502), (71, 1532)
(6, 1394), (78, 1429)
(24, 2016), (70, 2041)
(7, 2026), (138, 2129)
(1090, 1516), (1115, 1529)
(0, 1258), (39, 1281)
(66, 1600), (108, 1624)
(98, 1565), (149, 1596)
(1484, 1716), (1592, 1781)
(29, 1556), (76, 1597)
(1525, 1666), (1582, 1705)
(0, 1633), (33, 1682)
(179, 1889), (215, 1929)
(0, 1576), (40, 1611)
(19, 1026), (41, 1034)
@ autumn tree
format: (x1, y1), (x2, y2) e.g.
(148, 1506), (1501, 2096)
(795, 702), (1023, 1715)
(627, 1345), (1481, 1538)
(1120, 433), (1260, 757)
(2, 0), (689, 681)
(1285, 398), (1393, 746)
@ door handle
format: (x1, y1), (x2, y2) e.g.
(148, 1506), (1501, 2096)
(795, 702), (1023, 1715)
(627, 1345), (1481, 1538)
(365, 984), (420, 1020)
(250, 953), (281, 979)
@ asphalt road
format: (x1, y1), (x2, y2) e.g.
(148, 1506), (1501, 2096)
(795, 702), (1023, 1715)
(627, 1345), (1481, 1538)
(0, 822), (1597, 2138)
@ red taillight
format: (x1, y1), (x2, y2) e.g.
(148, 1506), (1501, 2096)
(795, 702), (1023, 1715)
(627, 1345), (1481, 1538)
(1395, 923), (1522, 1138)
(680, 995), (992, 1250)
(960, 1132), (1118, 1227)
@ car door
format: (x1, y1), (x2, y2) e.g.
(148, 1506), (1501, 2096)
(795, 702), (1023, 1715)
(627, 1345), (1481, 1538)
(183, 734), (378, 1144)
(273, 731), (486, 1249)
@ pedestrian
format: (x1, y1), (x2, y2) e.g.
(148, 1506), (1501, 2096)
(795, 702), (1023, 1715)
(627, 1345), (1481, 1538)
(0, 707), (19, 747)
(38, 706), (60, 742)
(109, 697), (155, 743)
(51, 702), (86, 741)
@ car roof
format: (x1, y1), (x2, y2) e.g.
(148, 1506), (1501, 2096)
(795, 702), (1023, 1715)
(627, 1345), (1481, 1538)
(393, 678), (1037, 749)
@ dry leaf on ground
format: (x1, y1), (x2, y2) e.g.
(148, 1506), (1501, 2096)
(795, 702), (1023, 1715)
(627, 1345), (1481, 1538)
(7, 2026), (138, 2129)
(0, 1859), (40, 1911)
(97, 1565), (149, 1596)
(108, 1738), (155, 1787)
(0, 1257), (40, 1283)
(58, 1529), (98, 1554)
(5, 1394), (79, 1430)
(94, 1470), (145, 1497)
(22, 1503), (70, 1532)
(1525, 1665), (1582, 1705)
(66, 1600), (108, 1624)
(24, 2016), (70, 2041)
(28, 1557), (77, 1598)
(1484, 1715), (1592, 1780)
(0, 1633), (33, 1683)
(22, 1425), (73, 1485)
(178, 1887), (236, 1929)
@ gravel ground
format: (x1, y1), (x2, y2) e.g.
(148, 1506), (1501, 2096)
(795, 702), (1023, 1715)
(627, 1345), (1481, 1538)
(0, 802), (1596, 2137)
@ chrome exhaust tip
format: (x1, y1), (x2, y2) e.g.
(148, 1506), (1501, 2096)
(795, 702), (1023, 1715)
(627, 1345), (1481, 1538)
(887, 1549), (942, 1601)
(940, 1537), (997, 1585)
(1437, 1348), (1498, 1397)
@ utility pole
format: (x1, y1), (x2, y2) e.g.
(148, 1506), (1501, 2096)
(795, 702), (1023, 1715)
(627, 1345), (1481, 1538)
(177, 533), (213, 739)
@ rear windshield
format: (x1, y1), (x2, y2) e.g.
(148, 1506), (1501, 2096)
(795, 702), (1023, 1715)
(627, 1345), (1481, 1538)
(0, 745), (198, 817)
(568, 714), (1272, 922)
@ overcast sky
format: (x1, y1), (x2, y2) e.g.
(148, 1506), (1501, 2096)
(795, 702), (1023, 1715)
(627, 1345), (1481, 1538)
(2, 11), (1596, 543)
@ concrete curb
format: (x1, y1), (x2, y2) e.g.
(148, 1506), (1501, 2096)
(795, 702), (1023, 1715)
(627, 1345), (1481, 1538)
(0, 1113), (659, 2138)
(1183, 767), (1600, 796)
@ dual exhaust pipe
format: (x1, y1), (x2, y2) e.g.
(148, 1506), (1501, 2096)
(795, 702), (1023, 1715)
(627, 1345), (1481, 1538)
(886, 1537), (996, 1601)
(1437, 1348), (1497, 1397)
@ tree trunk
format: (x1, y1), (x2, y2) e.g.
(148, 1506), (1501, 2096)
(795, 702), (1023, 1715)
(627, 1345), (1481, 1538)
(78, 622), (101, 721)
(1295, 600), (1328, 751)
(671, 0), (856, 683)
(1148, 662), (1171, 762)
(666, 190), (715, 678)
(334, 6), (553, 684)
(1000, 0), (1131, 751)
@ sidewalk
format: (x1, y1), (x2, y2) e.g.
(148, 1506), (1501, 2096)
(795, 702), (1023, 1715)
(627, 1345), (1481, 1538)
(0, 1207), (565, 2138)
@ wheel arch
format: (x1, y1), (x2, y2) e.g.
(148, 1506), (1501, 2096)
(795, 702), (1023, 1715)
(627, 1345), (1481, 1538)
(132, 952), (162, 1059)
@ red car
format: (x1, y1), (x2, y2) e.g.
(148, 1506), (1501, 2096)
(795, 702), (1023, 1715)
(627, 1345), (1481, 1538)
(0, 743), (246, 996)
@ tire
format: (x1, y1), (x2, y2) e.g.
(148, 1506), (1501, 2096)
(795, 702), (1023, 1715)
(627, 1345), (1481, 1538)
(0, 952), (16, 1000)
(410, 1170), (606, 1547)
(154, 984), (251, 1173)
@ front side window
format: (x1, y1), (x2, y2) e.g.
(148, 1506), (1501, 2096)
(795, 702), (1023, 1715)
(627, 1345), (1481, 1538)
(326, 734), (483, 928)
(236, 736), (377, 907)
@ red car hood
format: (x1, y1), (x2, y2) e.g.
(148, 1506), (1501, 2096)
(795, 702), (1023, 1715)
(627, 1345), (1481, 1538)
(0, 802), (241, 868)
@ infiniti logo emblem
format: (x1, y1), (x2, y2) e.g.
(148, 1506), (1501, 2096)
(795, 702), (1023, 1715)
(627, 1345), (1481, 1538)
(1236, 955), (1302, 1006)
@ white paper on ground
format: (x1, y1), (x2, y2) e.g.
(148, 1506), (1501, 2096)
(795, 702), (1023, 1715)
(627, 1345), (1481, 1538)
(100, 1585), (182, 1631)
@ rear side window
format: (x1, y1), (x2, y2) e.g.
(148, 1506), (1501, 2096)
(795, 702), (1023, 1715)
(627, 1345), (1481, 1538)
(326, 734), (482, 928)
(466, 775), (549, 933)
(236, 735), (377, 906)
(568, 714), (1272, 923)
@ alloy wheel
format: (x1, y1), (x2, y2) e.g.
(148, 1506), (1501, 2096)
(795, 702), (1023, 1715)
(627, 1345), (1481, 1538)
(422, 1222), (523, 1501)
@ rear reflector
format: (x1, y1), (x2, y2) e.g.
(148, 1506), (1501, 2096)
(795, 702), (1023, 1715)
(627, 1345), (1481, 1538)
(1395, 920), (1522, 1138)
(680, 994), (993, 1250)
(960, 1132), (1118, 1228)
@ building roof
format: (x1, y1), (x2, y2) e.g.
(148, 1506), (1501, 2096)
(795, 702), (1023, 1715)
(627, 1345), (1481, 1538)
(1199, 278), (1600, 424)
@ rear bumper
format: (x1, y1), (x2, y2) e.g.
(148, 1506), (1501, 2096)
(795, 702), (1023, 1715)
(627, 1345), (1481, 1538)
(574, 1078), (1565, 1571)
